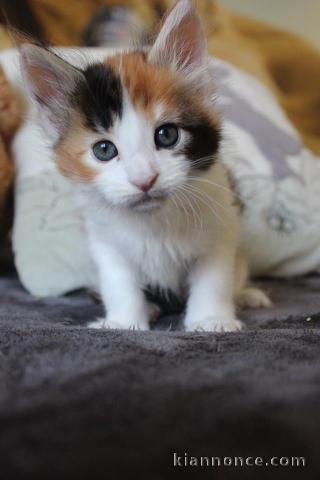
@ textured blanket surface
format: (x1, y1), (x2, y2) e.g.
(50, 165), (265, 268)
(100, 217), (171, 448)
(1, 274), (320, 479)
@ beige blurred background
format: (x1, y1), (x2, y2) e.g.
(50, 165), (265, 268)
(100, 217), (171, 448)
(221, 0), (319, 49)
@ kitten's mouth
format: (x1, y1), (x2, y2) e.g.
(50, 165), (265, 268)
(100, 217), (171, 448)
(129, 192), (168, 212)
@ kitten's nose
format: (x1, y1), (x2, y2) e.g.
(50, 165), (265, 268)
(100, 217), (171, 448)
(135, 174), (159, 193)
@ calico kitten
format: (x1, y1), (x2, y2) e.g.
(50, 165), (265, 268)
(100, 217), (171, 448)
(20, 0), (270, 331)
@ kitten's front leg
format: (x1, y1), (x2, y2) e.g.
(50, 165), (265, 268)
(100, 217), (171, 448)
(88, 239), (150, 331)
(184, 248), (243, 333)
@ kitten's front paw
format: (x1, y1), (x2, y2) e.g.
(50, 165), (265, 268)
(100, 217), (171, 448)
(186, 316), (243, 333)
(87, 316), (150, 331)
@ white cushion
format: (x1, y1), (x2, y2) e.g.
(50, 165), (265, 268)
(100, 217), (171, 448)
(212, 57), (320, 277)
(12, 117), (96, 297)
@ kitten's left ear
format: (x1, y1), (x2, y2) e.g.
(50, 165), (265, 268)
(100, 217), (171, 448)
(20, 44), (83, 140)
(148, 0), (207, 76)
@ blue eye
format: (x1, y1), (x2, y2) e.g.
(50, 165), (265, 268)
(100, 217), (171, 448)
(155, 124), (179, 149)
(93, 140), (118, 162)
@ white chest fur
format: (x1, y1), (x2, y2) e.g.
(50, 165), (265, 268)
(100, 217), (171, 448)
(84, 162), (239, 296)
(87, 201), (206, 293)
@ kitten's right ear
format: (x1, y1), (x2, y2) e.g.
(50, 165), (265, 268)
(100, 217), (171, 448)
(148, 0), (207, 76)
(20, 44), (83, 140)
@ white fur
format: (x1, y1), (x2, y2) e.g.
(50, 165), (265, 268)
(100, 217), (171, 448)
(84, 165), (242, 332)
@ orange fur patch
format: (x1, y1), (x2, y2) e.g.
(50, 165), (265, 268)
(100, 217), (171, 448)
(108, 53), (178, 116)
(107, 52), (220, 129)
(56, 114), (98, 183)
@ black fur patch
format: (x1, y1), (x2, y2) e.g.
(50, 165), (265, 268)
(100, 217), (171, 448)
(180, 117), (221, 171)
(73, 63), (123, 131)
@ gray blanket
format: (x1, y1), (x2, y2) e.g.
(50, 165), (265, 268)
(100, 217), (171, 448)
(1, 274), (320, 479)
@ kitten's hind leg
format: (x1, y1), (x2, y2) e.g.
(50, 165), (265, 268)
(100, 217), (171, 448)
(236, 287), (272, 309)
(235, 253), (272, 309)
(147, 302), (162, 323)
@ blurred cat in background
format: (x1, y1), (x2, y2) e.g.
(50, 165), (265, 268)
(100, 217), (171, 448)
(0, 0), (215, 47)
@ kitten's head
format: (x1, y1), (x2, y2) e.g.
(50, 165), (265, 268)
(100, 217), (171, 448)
(20, 0), (221, 213)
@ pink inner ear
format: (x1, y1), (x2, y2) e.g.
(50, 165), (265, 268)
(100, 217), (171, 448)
(150, 1), (207, 71)
(28, 64), (62, 102)
(170, 11), (207, 70)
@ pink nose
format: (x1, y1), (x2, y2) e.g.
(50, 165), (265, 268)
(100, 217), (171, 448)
(136, 174), (158, 193)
